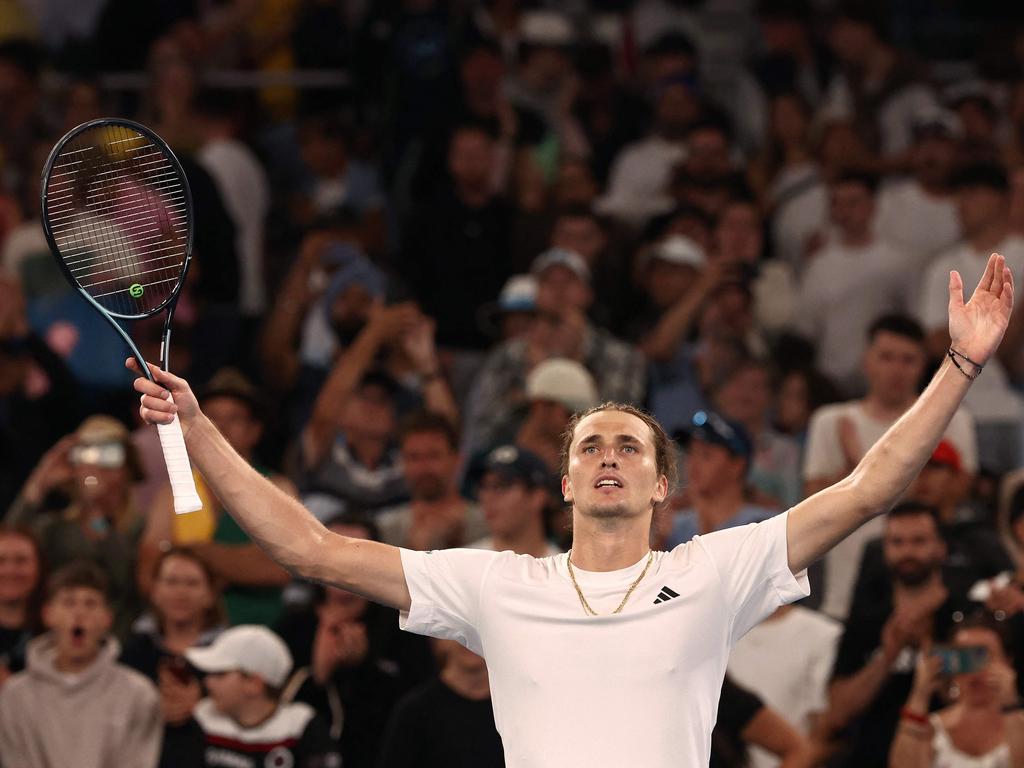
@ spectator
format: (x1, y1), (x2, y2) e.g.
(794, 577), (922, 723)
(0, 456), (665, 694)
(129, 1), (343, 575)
(480, 274), (538, 344)
(803, 314), (978, 621)
(0, 274), (78, 515)
(397, 123), (514, 352)
(727, 603), (841, 768)
(667, 410), (776, 548)
(121, 547), (225, 684)
(821, 0), (939, 158)
(0, 560), (161, 768)
(376, 411), (485, 551)
(874, 110), (962, 292)
(794, 171), (907, 392)
(890, 614), (1024, 767)
(0, 525), (43, 684)
(711, 358), (802, 510)
(773, 366), (842, 449)
(7, 415), (147, 635)
(711, 676), (819, 768)
(513, 358), (599, 472)
(464, 248), (644, 454)
(300, 369), (407, 514)
(598, 34), (702, 226)
(195, 91), (271, 324)
(633, 233), (708, 347)
(466, 444), (560, 557)
(138, 368), (294, 626)
(920, 163), (1024, 472)
(826, 503), (967, 768)
(162, 625), (340, 768)
(377, 638), (504, 768)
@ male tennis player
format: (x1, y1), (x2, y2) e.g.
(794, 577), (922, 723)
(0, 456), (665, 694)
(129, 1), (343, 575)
(131, 254), (1013, 767)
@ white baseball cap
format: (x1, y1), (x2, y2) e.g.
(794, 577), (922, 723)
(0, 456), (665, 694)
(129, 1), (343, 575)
(185, 626), (293, 688)
(650, 235), (706, 269)
(526, 358), (599, 413)
(531, 248), (591, 283)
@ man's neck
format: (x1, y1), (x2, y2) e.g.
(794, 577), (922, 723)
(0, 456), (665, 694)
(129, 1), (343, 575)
(412, 493), (464, 517)
(0, 601), (27, 629)
(569, 512), (652, 571)
(55, 647), (102, 674)
(234, 697), (280, 729)
(861, 393), (914, 422)
(162, 619), (205, 654)
(492, 521), (550, 558)
(694, 487), (745, 534)
(441, 666), (490, 701)
(969, 221), (1009, 255)
(348, 436), (387, 469)
(893, 571), (945, 603)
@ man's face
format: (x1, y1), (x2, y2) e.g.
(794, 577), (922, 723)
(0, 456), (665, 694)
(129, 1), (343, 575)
(205, 670), (257, 717)
(715, 202), (762, 264)
(910, 464), (958, 509)
(151, 554), (215, 628)
(205, 397), (261, 457)
(715, 366), (771, 427)
(912, 135), (956, 188)
(883, 513), (946, 586)
(863, 331), (926, 404)
(563, 410), (667, 521)
(535, 265), (591, 314)
(0, 534), (39, 605)
(478, 472), (544, 539)
(686, 129), (731, 181)
(646, 258), (697, 309)
(70, 443), (130, 505)
(685, 439), (744, 496)
(43, 587), (112, 666)
(448, 129), (496, 192)
(341, 383), (396, 443)
(829, 18), (873, 66)
(551, 217), (606, 264)
(830, 181), (875, 237)
(654, 83), (699, 137)
(956, 186), (1005, 238)
(400, 431), (458, 501)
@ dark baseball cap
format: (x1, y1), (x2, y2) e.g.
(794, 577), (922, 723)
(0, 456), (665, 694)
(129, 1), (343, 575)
(471, 444), (553, 491)
(675, 410), (753, 460)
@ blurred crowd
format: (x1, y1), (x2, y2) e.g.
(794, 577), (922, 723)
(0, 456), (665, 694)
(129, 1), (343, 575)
(2, 0), (1024, 766)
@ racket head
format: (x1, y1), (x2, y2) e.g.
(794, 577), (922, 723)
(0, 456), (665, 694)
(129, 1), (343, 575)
(41, 118), (194, 320)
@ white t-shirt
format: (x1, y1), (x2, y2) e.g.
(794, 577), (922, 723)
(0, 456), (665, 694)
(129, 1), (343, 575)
(727, 607), (842, 768)
(875, 181), (961, 280)
(399, 512), (809, 768)
(466, 536), (563, 557)
(919, 236), (1024, 423)
(802, 399), (977, 620)
(795, 238), (908, 392)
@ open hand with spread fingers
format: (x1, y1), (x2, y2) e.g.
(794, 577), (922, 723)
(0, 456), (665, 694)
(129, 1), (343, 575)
(948, 252), (1015, 367)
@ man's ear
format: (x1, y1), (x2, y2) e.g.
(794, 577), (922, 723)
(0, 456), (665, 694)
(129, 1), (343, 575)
(652, 474), (668, 505)
(562, 474), (573, 503)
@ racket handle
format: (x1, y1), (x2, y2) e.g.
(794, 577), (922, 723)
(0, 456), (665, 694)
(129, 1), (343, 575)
(156, 395), (203, 514)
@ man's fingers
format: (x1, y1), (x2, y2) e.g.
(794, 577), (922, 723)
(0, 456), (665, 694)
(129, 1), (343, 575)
(948, 270), (965, 311)
(979, 252), (998, 293)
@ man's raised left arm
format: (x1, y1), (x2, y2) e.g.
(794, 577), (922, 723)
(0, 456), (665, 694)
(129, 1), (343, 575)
(786, 252), (1014, 574)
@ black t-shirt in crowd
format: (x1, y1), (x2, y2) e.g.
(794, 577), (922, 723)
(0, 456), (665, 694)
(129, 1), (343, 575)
(830, 578), (963, 768)
(0, 625), (32, 674)
(710, 676), (765, 768)
(376, 678), (504, 768)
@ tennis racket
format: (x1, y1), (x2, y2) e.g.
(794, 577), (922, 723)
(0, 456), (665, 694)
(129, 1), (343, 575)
(41, 118), (202, 514)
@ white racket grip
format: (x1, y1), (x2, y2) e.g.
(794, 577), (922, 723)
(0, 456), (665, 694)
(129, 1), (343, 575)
(156, 395), (203, 514)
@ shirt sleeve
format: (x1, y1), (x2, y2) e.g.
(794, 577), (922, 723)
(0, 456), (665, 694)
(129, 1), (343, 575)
(692, 511), (810, 644)
(398, 548), (502, 654)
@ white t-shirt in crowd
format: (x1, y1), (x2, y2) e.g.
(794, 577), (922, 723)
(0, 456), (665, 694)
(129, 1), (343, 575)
(795, 238), (907, 392)
(728, 606), (842, 768)
(399, 512), (809, 768)
(919, 236), (1024, 423)
(802, 399), (977, 620)
(875, 180), (961, 303)
(596, 135), (684, 225)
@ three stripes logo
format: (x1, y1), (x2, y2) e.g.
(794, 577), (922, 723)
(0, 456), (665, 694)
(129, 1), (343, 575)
(653, 585), (680, 605)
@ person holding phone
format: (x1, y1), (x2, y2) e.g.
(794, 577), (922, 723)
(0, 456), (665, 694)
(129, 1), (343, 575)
(890, 614), (1024, 767)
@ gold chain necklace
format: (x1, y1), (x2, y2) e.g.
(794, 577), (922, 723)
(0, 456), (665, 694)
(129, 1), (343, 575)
(565, 549), (654, 616)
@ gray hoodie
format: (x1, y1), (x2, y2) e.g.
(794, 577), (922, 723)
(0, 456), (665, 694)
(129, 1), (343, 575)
(0, 634), (161, 768)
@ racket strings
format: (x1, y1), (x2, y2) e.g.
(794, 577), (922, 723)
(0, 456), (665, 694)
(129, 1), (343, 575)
(44, 123), (189, 316)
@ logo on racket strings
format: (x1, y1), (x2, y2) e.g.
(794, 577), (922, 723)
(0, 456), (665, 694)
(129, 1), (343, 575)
(129, 283), (144, 298)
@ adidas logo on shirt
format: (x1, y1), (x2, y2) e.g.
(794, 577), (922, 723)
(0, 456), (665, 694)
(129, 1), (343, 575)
(653, 586), (680, 604)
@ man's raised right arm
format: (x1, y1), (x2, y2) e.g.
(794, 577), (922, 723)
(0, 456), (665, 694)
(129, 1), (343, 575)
(128, 359), (411, 612)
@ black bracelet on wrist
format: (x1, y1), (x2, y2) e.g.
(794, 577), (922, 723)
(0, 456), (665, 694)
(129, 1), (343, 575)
(948, 347), (983, 380)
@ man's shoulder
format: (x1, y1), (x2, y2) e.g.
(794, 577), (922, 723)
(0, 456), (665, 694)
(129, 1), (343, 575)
(807, 401), (857, 431)
(110, 661), (159, 701)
